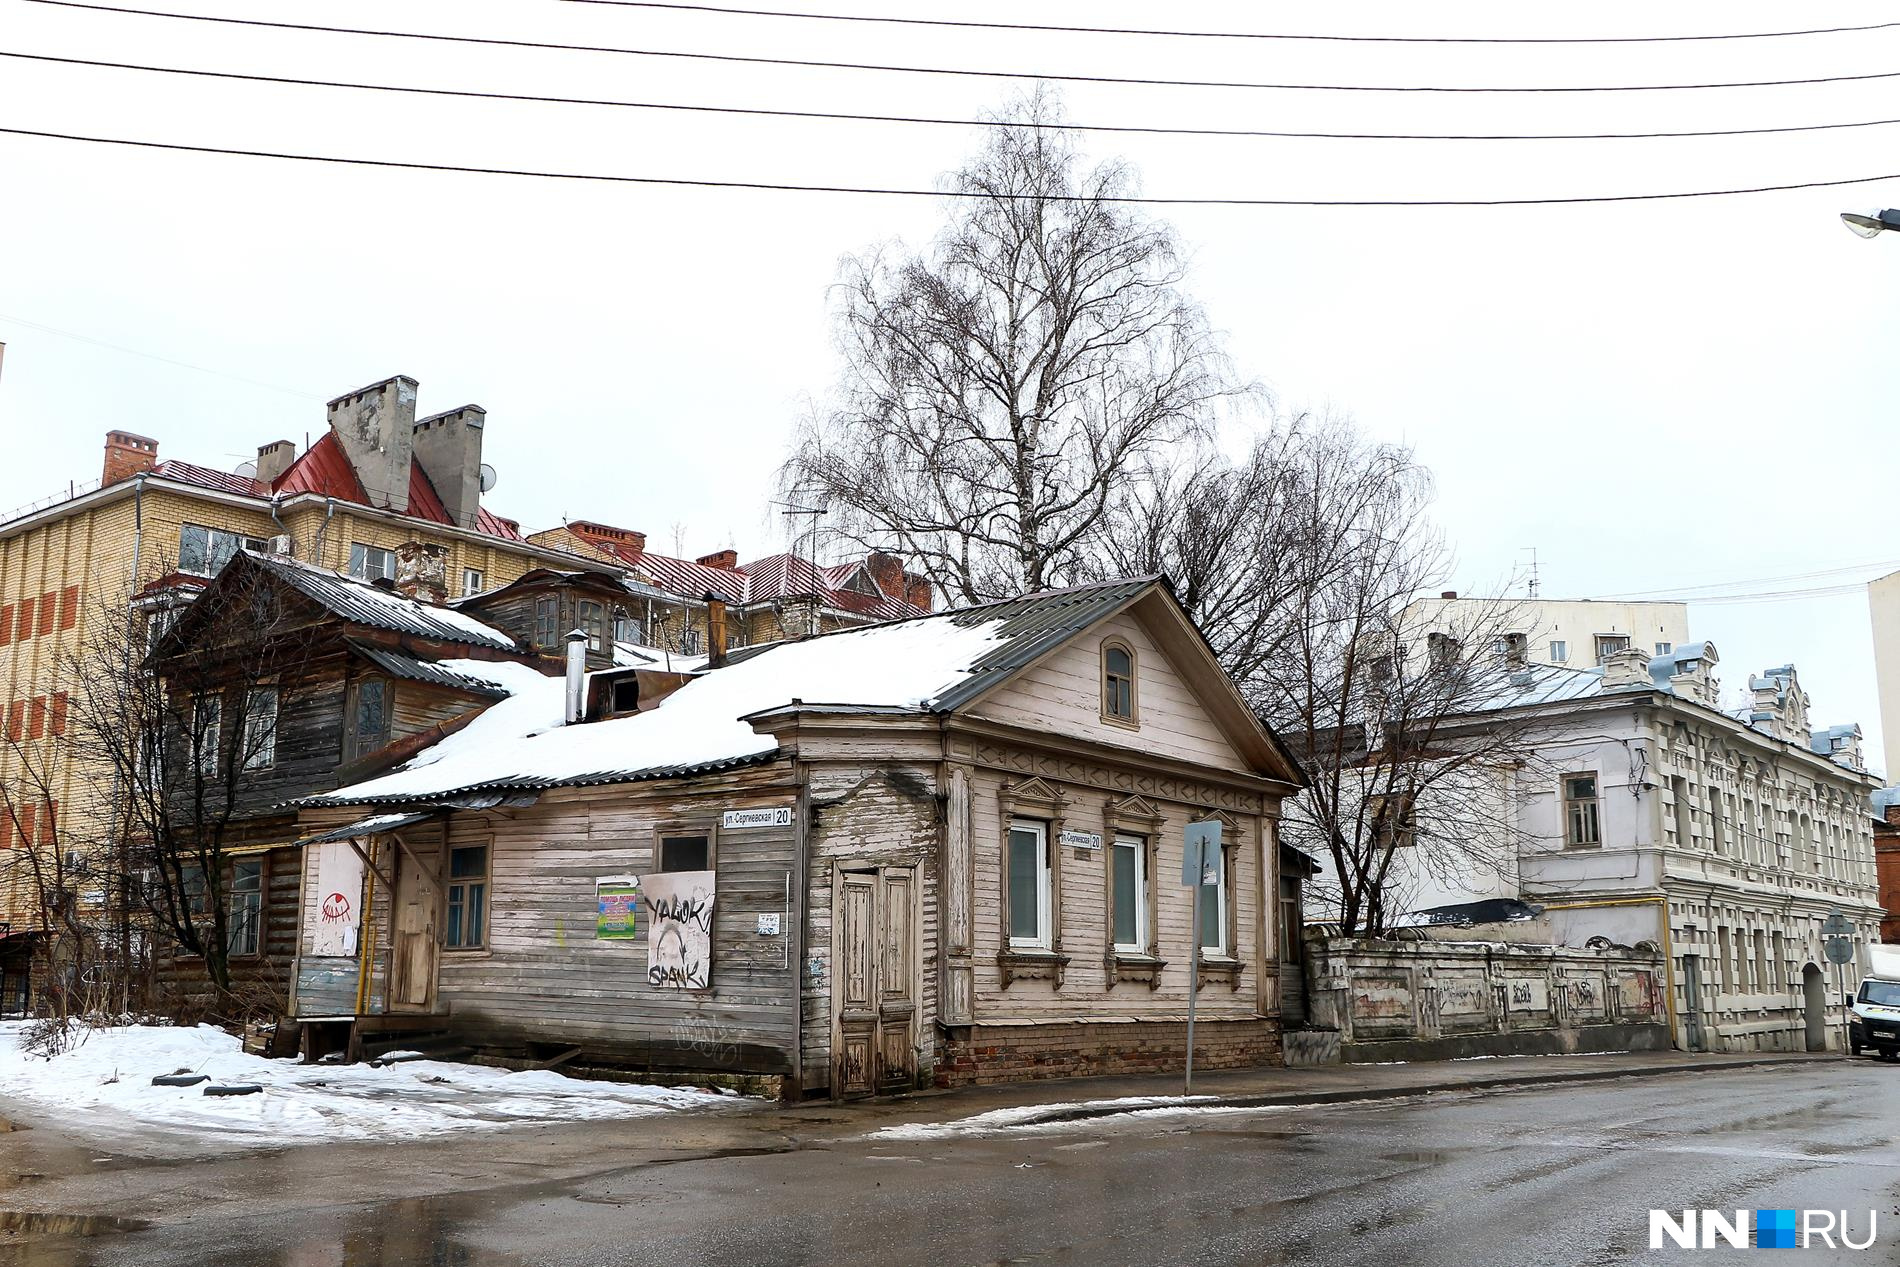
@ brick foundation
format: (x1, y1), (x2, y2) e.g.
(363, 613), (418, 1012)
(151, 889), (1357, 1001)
(935, 1018), (1283, 1087)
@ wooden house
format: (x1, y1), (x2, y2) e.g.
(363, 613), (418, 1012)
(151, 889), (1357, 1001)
(289, 577), (1306, 1093)
(147, 547), (541, 1016)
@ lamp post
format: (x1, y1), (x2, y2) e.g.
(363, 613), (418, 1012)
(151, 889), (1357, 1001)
(1841, 209), (1900, 238)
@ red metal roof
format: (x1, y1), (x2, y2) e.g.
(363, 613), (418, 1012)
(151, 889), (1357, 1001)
(568, 535), (927, 620)
(263, 433), (522, 540)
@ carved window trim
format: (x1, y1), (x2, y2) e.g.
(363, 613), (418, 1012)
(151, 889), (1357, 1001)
(1103, 794), (1166, 989)
(1100, 637), (1139, 729)
(1190, 808), (1244, 985)
(998, 778), (1069, 988)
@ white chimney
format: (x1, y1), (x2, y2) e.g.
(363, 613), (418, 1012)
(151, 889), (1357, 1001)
(565, 629), (588, 724)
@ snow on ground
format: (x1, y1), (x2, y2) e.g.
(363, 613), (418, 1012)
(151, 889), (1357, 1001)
(867, 1094), (1262, 1140)
(0, 1022), (725, 1145)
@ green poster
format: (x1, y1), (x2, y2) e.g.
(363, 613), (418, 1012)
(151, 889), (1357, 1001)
(596, 875), (640, 940)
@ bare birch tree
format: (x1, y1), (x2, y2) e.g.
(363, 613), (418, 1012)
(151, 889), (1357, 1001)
(785, 89), (1239, 603)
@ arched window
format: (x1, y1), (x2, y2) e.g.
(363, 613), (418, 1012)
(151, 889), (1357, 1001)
(1101, 639), (1137, 725)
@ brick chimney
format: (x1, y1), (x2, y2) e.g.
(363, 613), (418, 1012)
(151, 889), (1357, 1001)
(102, 431), (158, 485)
(327, 376), (418, 513)
(255, 439), (297, 487)
(696, 549), (738, 570)
(865, 551), (906, 599)
(412, 405), (485, 529)
(703, 591), (729, 666)
(903, 571), (932, 612)
(393, 541), (447, 605)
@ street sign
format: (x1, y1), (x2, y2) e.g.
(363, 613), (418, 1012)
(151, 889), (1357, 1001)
(1183, 820), (1221, 888)
(1825, 936), (1856, 965)
(1822, 912), (1855, 938)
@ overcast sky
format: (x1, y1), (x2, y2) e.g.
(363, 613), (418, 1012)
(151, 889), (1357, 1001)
(2, 1), (1896, 773)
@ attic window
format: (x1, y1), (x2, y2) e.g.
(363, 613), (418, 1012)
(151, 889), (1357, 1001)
(1101, 639), (1137, 725)
(846, 571), (880, 595)
(534, 597), (560, 649)
(579, 600), (608, 653)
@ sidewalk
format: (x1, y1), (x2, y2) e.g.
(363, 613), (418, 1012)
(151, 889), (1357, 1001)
(787, 1048), (1838, 1135)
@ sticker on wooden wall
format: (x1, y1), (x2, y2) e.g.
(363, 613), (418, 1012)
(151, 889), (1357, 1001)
(643, 870), (715, 989)
(596, 875), (640, 941)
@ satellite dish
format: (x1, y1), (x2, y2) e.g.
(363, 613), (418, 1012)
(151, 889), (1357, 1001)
(234, 461), (258, 479)
(479, 463), (498, 493)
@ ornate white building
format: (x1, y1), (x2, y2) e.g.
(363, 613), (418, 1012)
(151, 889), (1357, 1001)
(1413, 642), (1881, 1053)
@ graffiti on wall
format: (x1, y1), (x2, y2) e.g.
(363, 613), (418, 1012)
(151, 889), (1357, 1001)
(644, 870), (715, 989)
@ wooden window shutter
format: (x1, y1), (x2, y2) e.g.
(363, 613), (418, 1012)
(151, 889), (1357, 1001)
(35, 592), (55, 637)
(58, 586), (79, 630)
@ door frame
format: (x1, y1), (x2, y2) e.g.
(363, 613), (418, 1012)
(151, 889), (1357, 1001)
(829, 864), (922, 1099)
(387, 833), (443, 1014)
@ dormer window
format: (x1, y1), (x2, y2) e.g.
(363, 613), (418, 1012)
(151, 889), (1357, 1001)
(578, 600), (608, 653)
(1101, 639), (1137, 725)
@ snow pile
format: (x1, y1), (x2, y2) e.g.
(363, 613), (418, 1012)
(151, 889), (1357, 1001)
(0, 1022), (724, 1144)
(317, 615), (1010, 804)
(867, 1094), (1237, 1139)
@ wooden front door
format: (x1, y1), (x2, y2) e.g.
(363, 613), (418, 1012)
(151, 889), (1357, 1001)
(389, 843), (440, 1012)
(833, 866), (918, 1098)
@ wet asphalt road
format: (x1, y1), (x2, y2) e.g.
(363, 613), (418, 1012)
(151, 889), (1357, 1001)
(5, 1061), (1900, 1266)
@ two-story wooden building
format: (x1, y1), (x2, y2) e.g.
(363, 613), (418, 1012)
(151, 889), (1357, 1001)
(290, 577), (1306, 1093)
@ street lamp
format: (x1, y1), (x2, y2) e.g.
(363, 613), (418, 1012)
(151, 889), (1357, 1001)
(1841, 208), (1900, 239)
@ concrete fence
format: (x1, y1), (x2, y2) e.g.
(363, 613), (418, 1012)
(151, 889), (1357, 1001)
(1286, 933), (1672, 1064)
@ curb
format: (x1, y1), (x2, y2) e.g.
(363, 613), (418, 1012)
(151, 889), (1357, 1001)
(1021, 1055), (1821, 1126)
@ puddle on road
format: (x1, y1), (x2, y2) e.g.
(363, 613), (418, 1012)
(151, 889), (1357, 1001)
(0, 1211), (150, 1237)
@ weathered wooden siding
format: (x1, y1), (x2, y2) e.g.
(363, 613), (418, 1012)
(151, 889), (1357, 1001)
(799, 764), (942, 1091)
(430, 770), (803, 1074)
(965, 610), (1250, 773)
(966, 763), (1270, 1024)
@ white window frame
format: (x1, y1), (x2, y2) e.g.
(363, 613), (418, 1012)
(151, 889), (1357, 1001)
(1198, 843), (1229, 956)
(462, 567), (484, 595)
(179, 524), (267, 577)
(1110, 834), (1147, 953)
(228, 859), (262, 957)
(1007, 819), (1052, 950)
(1549, 639), (1567, 662)
(241, 687), (278, 770)
(194, 695), (222, 776)
(1656, 641), (1673, 655)
(348, 542), (397, 583)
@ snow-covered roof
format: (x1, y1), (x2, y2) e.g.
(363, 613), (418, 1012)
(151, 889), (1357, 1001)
(303, 575), (1170, 807)
(244, 551), (518, 651)
(302, 617), (1013, 805)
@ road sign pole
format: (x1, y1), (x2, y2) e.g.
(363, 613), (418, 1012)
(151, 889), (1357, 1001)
(1186, 868), (1200, 1096)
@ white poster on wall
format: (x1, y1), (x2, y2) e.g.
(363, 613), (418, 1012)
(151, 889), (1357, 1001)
(643, 870), (715, 989)
(311, 840), (365, 957)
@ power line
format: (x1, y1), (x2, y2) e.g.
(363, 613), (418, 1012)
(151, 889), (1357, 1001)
(6, 124), (1900, 207)
(557, 1), (1900, 47)
(0, 312), (322, 399)
(14, 50), (1900, 144)
(1597, 558), (1900, 600)
(28, 2), (1900, 95)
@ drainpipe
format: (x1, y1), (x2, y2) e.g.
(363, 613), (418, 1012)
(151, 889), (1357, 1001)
(129, 471), (146, 585)
(564, 629), (587, 724)
(268, 492), (289, 545)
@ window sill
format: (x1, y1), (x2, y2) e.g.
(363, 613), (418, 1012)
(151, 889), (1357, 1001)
(1196, 956), (1244, 991)
(441, 947), (492, 960)
(1106, 951), (1166, 989)
(998, 948), (1070, 989)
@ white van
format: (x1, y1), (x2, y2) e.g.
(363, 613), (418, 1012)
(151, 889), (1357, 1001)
(1849, 974), (1900, 1059)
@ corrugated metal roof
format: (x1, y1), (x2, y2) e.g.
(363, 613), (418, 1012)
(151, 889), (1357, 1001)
(298, 810), (439, 844)
(246, 552), (518, 650)
(927, 577), (1157, 712)
(345, 640), (514, 697)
